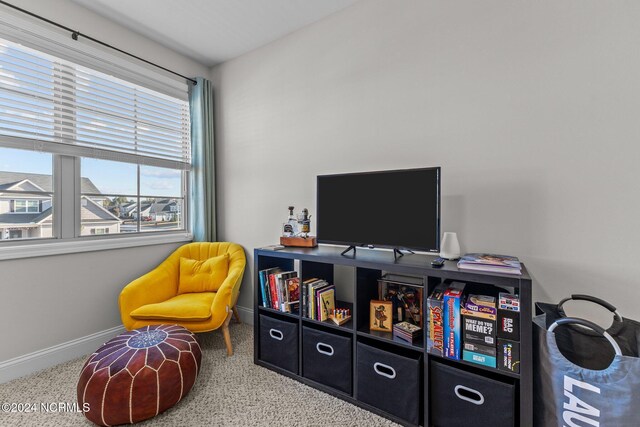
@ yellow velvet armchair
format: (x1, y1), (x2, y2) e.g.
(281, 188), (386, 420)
(119, 242), (246, 355)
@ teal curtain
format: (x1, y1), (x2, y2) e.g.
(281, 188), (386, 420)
(189, 77), (216, 242)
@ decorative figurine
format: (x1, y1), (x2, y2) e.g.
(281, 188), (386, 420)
(282, 206), (298, 237)
(297, 208), (311, 238)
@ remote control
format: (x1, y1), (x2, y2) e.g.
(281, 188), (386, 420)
(431, 257), (445, 268)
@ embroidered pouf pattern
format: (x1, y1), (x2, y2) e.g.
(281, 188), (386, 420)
(77, 325), (201, 426)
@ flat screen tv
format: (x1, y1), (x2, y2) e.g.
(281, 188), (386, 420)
(317, 167), (440, 252)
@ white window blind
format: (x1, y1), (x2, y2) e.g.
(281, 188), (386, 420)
(0, 38), (191, 170)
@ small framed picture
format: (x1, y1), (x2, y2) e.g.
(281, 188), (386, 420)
(370, 300), (393, 332)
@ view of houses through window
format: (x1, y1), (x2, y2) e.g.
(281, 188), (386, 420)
(0, 148), (54, 240)
(0, 147), (184, 241)
(80, 158), (184, 235)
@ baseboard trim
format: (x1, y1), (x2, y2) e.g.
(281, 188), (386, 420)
(0, 325), (125, 384)
(236, 305), (254, 325)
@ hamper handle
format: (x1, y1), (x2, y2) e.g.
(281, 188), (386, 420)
(549, 317), (622, 356)
(316, 342), (334, 356)
(558, 295), (622, 322)
(454, 385), (485, 405)
(269, 329), (283, 341)
(373, 362), (396, 379)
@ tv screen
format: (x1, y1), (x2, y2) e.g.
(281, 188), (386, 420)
(317, 167), (440, 252)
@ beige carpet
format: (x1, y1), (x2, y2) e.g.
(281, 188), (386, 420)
(0, 323), (398, 426)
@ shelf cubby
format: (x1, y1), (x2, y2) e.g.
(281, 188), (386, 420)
(356, 327), (424, 351)
(257, 305), (300, 320)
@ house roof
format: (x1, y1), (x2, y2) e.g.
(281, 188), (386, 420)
(149, 199), (178, 214)
(81, 198), (121, 222)
(133, 200), (178, 215)
(0, 199), (119, 226)
(0, 212), (46, 224)
(0, 172), (101, 194)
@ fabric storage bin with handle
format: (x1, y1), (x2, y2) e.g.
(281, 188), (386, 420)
(430, 360), (516, 427)
(302, 326), (352, 395)
(534, 294), (640, 426)
(259, 314), (299, 374)
(356, 342), (422, 425)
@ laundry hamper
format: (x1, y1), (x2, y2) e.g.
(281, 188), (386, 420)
(533, 294), (640, 426)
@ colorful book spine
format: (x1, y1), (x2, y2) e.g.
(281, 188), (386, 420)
(308, 280), (329, 320)
(259, 270), (268, 307)
(269, 273), (279, 310)
(276, 274), (286, 311)
(274, 272), (297, 312)
(301, 280), (308, 317)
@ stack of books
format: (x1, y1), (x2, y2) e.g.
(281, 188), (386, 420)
(393, 321), (423, 344)
(301, 278), (335, 322)
(457, 253), (522, 275)
(258, 268), (300, 313)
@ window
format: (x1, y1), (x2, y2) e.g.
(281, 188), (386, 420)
(0, 33), (190, 250)
(89, 228), (109, 235)
(79, 158), (185, 235)
(12, 200), (40, 213)
(0, 146), (53, 241)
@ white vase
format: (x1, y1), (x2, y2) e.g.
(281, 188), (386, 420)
(440, 232), (461, 260)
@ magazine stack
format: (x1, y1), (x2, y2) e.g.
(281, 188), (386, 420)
(457, 253), (522, 275)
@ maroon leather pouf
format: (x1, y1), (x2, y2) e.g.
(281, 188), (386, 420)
(77, 325), (201, 426)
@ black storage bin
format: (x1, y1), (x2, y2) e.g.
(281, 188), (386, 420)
(259, 314), (298, 374)
(356, 342), (422, 425)
(430, 360), (516, 427)
(302, 326), (352, 395)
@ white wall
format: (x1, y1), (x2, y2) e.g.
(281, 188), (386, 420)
(212, 0), (640, 320)
(0, 243), (182, 361)
(0, 0), (206, 363)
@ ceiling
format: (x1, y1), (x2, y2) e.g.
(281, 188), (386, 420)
(71, 0), (357, 67)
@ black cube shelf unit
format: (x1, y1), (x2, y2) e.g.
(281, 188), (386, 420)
(253, 246), (532, 427)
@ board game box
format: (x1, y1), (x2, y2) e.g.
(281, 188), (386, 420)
(462, 294), (497, 346)
(498, 338), (520, 374)
(443, 282), (466, 360)
(498, 293), (520, 341)
(427, 284), (447, 356)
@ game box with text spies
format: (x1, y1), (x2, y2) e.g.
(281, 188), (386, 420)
(427, 284), (447, 356)
(443, 282), (466, 360)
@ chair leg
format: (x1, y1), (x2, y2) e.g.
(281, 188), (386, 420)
(222, 312), (233, 356)
(232, 305), (242, 324)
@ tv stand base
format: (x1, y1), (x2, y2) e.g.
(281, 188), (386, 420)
(341, 245), (357, 256)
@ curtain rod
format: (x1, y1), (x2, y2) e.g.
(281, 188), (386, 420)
(0, 0), (197, 86)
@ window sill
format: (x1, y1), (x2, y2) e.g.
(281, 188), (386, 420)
(0, 232), (193, 261)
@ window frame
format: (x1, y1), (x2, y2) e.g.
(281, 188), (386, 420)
(0, 137), (191, 259)
(68, 155), (190, 241)
(0, 19), (193, 259)
(77, 161), (188, 238)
